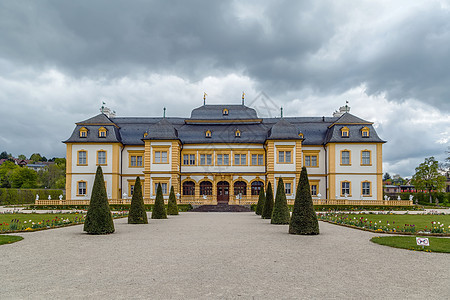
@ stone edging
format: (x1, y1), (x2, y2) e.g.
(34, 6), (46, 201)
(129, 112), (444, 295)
(319, 220), (450, 237)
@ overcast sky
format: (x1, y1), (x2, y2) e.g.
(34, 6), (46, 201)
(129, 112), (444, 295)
(0, 0), (449, 177)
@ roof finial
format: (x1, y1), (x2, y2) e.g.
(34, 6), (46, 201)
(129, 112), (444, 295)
(163, 107), (166, 118)
(242, 91), (245, 105)
(101, 101), (106, 114)
(203, 92), (207, 105)
(281, 107), (283, 118)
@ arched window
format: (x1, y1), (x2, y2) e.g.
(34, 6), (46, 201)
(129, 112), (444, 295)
(182, 181), (195, 195)
(234, 181), (247, 196)
(222, 108), (229, 115)
(200, 181), (213, 195)
(251, 181), (264, 195)
(205, 130), (212, 138)
(235, 129), (241, 137)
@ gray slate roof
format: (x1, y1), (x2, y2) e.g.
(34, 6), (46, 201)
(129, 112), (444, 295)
(64, 107), (385, 145)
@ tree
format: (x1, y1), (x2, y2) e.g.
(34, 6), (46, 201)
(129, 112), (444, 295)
(18, 154), (27, 160)
(271, 178), (290, 224)
(128, 177), (148, 224)
(383, 172), (391, 181)
(29, 153), (43, 162)
(261, 181), (274, 219)
(151, 183), (167, 219)
(392, 174), (405, 186)
(167, 186), (179, 215)
(37, 164), (65, 189)
(255, 188), (265, 215)
(10, 167), (37, 188)
(289, 167), (319, 235)
(411, 157), (446, 203)
(84, 166), (115, 234)
(0, 151), (8, 159)
(0, 161), (18, 188)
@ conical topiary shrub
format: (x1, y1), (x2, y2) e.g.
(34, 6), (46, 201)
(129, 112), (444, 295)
(151, 183), (167, 219)
(261, 181), (274, 219)
(128, 177), (148, 224)
(271, 178), (290, 224)
(289, 167), (319, 235)
(255, 188), (265, 215)
(167, 186), (179, 215)
(84, 166), (115, 234)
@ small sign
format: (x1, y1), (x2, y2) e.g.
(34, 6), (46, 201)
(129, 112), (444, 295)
(416, 237), (429, 246)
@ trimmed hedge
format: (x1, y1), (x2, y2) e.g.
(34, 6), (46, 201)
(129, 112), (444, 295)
(0, 188), (64, 205)
(28, 204), (193, 211)
(271, 178), (290, 224)
(261, 181), (274, 219)
(128, 177), (148, 224)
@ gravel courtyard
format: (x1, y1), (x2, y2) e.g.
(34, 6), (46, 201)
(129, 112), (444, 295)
(1, 212), (448, 299)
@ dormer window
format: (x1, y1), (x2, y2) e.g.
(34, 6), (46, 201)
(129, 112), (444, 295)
(222, 108), (229, 116)
(298, 133), (304, 138)
(143, 132), (148, 138)
(79, 127), (88, 138)
(205, 130), (212, 138)
(361, 127), (369, 137)
(341, 126), (349, 137)
(98, 127), (107, 138)
(235, 129), (241, 138)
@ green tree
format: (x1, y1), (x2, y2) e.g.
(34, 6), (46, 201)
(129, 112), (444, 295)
(37, 163), (65, 189)
(84, 166), (115, 234)
(383, 172), (391, 181)
(18, 154), (27, 160)
(10, 167), (37, 188)
(271, 178), (290, 224)
(289, 167), (319, 235)
(128, 177), (148, 224)
(0, 161), (18, 188)
(151, 183), (167, 219)
(261, 181), (274, 219)
(0, 151), (8, 159)
(29, 153), (43, 162)
(167, 186), (179, 215)
(411, 157), (446, 203)
(255, 188), (265, 215)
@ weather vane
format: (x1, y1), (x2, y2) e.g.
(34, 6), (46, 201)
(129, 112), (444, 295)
(242, 91), (245, 105)
(203, 92), (207, 105)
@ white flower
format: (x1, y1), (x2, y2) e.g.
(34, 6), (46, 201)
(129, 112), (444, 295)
(24, 221), (27, 224)
(32, 222), (35, 225)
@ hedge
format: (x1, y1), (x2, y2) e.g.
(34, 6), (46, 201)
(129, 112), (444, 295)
(0, 189), (65, 205)
(29, 204), (193, 212)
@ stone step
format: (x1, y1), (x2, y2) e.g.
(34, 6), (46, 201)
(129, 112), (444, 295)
(189, 204), (253, 212)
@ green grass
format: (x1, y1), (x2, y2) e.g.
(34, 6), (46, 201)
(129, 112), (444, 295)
(371, 236), (450, 253)
(0, 235), (24, 245)
(318, 213), (450, 233)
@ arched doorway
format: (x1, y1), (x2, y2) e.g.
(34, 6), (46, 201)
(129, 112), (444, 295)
(217, 181), (229, 204)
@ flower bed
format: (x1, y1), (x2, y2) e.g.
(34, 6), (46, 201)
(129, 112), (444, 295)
(317, 212), (450, 236)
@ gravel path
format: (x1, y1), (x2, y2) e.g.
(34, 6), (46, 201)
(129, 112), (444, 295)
(1, 212), (448, 299)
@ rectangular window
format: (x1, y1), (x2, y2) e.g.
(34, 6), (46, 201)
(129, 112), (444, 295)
(311, 185), (317, 196)
(217, 154), (229, 166)
(130, 184), (135, 196)
(98, 151), (106, 165)
(130, 155), (143, 167)
(251, 154), (264, 165)
(341, 182), (350, 196)
(234, 154), (246, 165)
(154, 183), (168, 194)
(200, 154), (212, 165)
(78, 182), (86, 195)
(362, 182), (371, 196)
(154, 151), (168, 163)
(305, 155), (318, 167)
(278, 151), (292, 163)
(362, 151), (371, 165)
(189, 154), (195, 165)
(183, 154), (196, 165)
(285, 183), (292, 195)
(341, 151), (350, 165)
(78, 151), (87, 165)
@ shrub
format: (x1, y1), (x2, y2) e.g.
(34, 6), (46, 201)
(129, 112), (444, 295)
(255, 189), (265, 215)
(289, 167), (319, 235)
(128, 177), (148, 224)
(271, 178), (290, 224)
(261, 181), (274, 219)
(167, 186), (179, 215)
(151, 183), (167, 219)
(84, 166), (115, 234)
(0, 188), (64, 205)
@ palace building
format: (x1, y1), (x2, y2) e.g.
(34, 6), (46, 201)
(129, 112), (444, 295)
(60, 100), (390, 206)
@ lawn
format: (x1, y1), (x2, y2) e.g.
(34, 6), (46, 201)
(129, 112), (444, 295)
(0, 235), (24, 245)
(318, 213), (450, 234)
(0, 211), (126, 232)
(371, 236), (450, 253)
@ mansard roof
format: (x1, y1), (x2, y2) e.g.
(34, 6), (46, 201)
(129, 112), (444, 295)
(65, 106), (385, 145)
(143, 118), (179, 140)
(267, 118), (301, 140)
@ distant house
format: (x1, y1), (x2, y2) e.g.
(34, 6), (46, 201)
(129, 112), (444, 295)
(26, 162), (53, 172)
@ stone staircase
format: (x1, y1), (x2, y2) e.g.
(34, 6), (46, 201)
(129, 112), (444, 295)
(189, 204), (253, 212)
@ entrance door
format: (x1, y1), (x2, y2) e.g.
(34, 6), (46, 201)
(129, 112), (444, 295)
(217, 181), (230, 204)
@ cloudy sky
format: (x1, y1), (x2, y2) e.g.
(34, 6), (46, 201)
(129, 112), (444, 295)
(0, 0), (449, 177)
